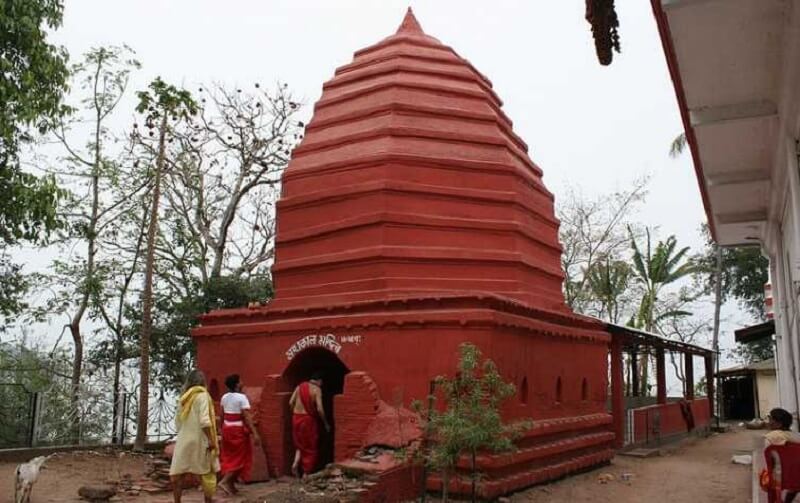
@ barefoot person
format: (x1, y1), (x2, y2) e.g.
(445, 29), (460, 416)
(289, 372), (330, 477)
(169, 369), (219, 503)
(218, 374), (261, 495)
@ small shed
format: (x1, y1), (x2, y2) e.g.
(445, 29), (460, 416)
(718, 358), (777, 421)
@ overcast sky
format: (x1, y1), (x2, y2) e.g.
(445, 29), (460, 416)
(51, 1), (704, 244)
(39, 1), (757, 380)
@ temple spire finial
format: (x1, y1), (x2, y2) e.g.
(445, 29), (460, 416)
(396, 7), (424, 35)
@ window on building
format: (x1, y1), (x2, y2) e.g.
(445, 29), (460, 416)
(582, 378), (588, 401)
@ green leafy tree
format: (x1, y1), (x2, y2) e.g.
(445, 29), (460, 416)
(586, 257), (632, 323)
(132, 77), (197, 450)
(693, 224), (771, 362)
(148, 274), (273, 390)
(0, 252), (29, 319)
(629, 228), (696, 394)
(0, 339), (111, 447)
(88, 197), (148, 443)
(694, 225), (770, 320)
(38, 45), (141, 440)
(0, 0), (70, 319)
(418, 343), (530, 502)
(0, 0), (69, 164)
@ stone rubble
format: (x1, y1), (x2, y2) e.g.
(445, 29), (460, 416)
(297, 456), (386, 501)
(138, 457), (174, 493)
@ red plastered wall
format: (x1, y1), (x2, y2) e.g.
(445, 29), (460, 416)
(334, 372), (381, 461)
(631, 398), (711, 444)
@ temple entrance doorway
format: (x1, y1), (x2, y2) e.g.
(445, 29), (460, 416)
(281, 347), (350, 471)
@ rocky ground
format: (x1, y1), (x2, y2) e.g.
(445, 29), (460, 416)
(0, 428), (757, 502)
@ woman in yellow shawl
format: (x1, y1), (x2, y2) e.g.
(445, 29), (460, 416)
(169, 369), (219, 503)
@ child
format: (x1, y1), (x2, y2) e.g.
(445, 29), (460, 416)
(766, 408), (800, 446)
(763, 408), (799, 503)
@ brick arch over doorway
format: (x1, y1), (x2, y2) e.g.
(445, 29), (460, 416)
(282, 347), (350, 394)
(257, 362), (382, 477)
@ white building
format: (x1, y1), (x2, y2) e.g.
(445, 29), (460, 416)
(651, 0), (800, 422)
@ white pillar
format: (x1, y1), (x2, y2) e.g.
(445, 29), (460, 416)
(784, 139), (800, 423)
(773, 253), (798, 420)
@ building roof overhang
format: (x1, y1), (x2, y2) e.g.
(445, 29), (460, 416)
(651, 0), (789, 246)
(718, 357), (775, 377)
(734, 319), (775, 344)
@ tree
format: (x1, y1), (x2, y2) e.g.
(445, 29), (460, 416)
(0, 0), (69, 164)
(629, 228), (696, 395)
(585, 257), (632, 323)
(557, 177), (648, 312)
(418, 343), (530, 502)
(0, 336), (113, 447)
(161, 83), (302, 283)
(630, 229), (695, 331)
(0, 0), (70, 320)
(694, 225), (770, 320)
(132, 77), (197, 450)
(656, 290), (710, 388)
(138, 82), (301, 389)
(693, 224), (771, 362)
(90, 197), (149, 443)
(0, 251), (29, 319)
(147, 274), (273, 391)
(38, 45), (141, 440)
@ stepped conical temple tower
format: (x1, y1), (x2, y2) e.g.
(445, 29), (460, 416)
(194, 9), (614, 499)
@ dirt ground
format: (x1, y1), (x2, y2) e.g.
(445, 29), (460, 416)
(0, 449), (294, 503)
(514, 428), (756, 503)
(0, 428), (758, 502)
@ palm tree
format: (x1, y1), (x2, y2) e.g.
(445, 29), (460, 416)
(629, 227), (696, 395)
(586, 258), (631, 323)
(669, 132), (687, 158)
(669, 135), (724, 418)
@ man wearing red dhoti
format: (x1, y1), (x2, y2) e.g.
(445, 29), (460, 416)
(289, 372), (330, 477)
(218, 374), (261, 495)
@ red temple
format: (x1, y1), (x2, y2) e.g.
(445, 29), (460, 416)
(194, 9), (615, 498)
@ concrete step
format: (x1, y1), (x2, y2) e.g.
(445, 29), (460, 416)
(619, 448), (660, 458)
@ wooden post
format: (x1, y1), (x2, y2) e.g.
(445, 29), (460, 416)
(704, 354), (715, 418)
(611, 338), (625, 448)
(630, 347), (639, 397)
(684, 353), (694, 400)
(656, 347), (667, 404)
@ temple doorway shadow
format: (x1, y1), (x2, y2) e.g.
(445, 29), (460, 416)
(281, 347), (350, 470)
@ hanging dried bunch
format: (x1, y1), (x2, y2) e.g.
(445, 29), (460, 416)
(586, 0), (621, 66)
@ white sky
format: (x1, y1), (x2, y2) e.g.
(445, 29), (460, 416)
(38, 1), (759, 383)
(51, 1), (704, 245)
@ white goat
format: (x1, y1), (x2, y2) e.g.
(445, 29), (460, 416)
(14, 455), (49, 503)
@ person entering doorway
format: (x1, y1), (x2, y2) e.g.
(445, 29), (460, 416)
(289, 372), (330, 477)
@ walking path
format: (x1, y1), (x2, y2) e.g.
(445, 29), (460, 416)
(517, 428), (756, 503)
(0, 428), (758, 502)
